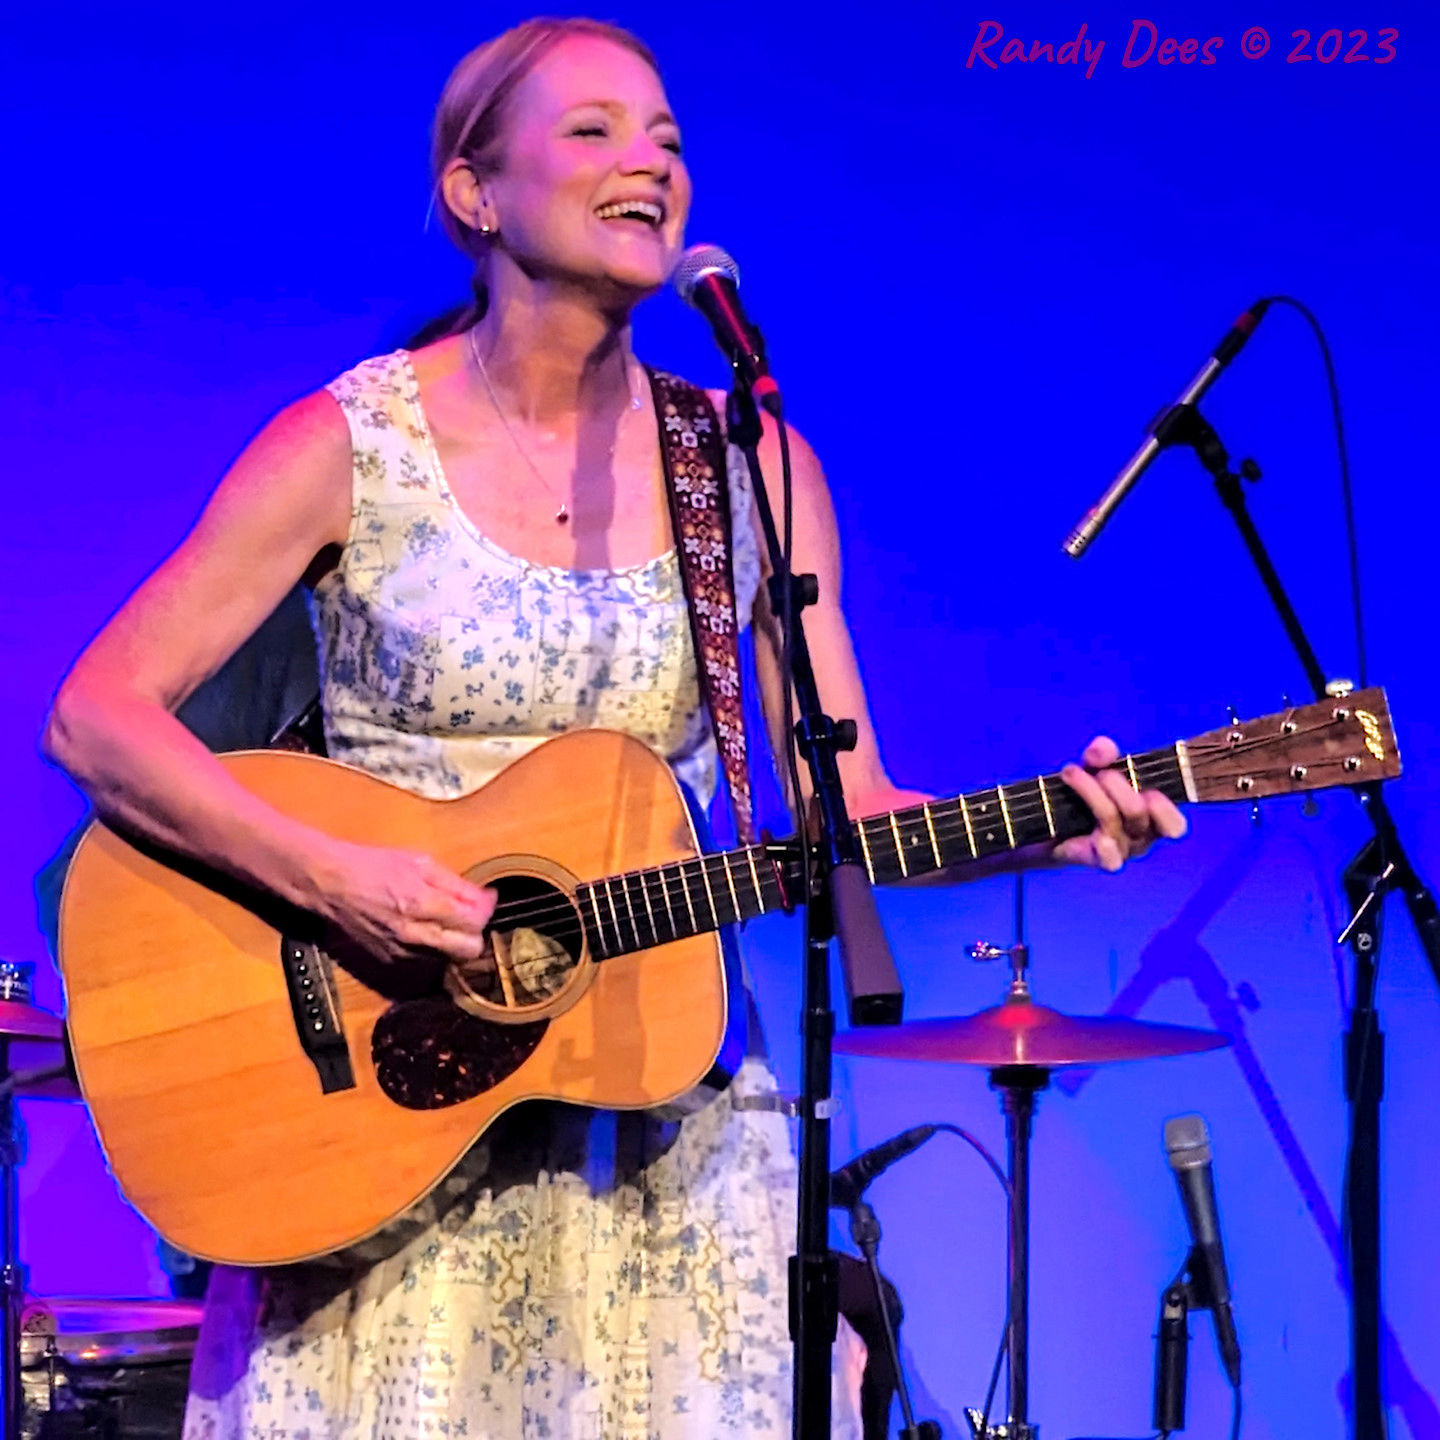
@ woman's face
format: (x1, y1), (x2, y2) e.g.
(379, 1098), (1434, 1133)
(483, 35), (690, 302)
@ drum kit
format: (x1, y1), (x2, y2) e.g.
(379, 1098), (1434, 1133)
(0, 930), (1226, 1440)
(0, 962), (201, 1440)
(835, 930), (1229, 1440)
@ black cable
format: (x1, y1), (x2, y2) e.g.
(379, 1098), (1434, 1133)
(978, 1303), (1009, 1437)
(933, 1122), (1012, 1200)
(1258, 298), (1394, 1440)
(1230, 1380), (1243, 1440)
(1260, 294), (1366, 689)
(926, 1123), (1012, 1437)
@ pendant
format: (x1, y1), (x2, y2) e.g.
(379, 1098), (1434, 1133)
(556, 504), (569, 524)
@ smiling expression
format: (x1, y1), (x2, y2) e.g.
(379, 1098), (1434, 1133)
(477, 35), (691, 302)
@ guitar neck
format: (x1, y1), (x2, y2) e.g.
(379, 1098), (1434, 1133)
(572, 746), (1189, 959)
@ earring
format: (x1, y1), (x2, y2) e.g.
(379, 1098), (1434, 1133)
(476, 215), (495, 237)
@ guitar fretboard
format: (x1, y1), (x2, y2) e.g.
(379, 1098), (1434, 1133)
(567, 747), (1188, 959)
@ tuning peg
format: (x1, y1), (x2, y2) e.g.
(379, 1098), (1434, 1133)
(1326, 678), (1355, 698)
(967, 941), (1008, 963)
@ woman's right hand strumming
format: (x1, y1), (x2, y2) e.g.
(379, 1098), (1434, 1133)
(312, 840), (498, 968)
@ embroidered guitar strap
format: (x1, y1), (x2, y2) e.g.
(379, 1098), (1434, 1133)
(647, 369), (756, 845)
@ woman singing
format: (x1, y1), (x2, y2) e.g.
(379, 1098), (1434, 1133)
(44, 18), (1184, 1437)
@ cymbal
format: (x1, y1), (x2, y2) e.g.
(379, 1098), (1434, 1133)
(10, 1063), (80, 1102)
(0, 1000), (63, 1042)
(835, 996), (1229, 1069)
(22, 1296), (204, 1366)
(0, 999), (78, 1100)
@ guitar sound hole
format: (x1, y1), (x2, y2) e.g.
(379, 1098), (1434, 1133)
(457, 874), (585, 1013)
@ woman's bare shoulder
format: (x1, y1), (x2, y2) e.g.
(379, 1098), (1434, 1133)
(209, 385), (354, 549)
(696, 386), (826, 491)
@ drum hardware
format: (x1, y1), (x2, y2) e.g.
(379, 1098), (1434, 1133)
(0, 965), (197, 1440)
(20, 1298), (202, 1439)
(836, 938), (1230, 1440)
(0, 962), (71, 1440)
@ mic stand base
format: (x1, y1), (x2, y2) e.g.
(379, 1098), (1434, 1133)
(964, 1412), (1038, 1440)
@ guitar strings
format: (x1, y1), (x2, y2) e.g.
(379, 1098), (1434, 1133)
(479, 752), (1190, 941)
(489, 772), (1181, 942)
(488, 753), (1187, 935)
(477, 725), (1354, 944)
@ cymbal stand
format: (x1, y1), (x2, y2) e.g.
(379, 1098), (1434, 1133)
(966, 938), (1047, 1440)
(0, 962), (33, 1440)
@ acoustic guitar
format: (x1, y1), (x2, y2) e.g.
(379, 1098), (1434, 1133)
(58, 689), (1400, 1265)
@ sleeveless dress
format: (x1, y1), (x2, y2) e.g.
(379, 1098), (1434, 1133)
(181, 352), (865, 1440)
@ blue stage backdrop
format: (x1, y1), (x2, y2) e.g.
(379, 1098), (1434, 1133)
(4, 3), (1436, 1436)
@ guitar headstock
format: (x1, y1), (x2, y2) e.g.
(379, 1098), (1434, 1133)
(1182, 687), (1401, 803)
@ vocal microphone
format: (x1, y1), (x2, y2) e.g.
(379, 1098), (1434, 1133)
(671, 244), (782, 416)
(1165, 1114), (1242, 1389)
(830, 1124), (939, 1210)
(1063, 299), (1270, 558)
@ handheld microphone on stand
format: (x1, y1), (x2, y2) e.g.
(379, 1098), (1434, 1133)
(829, 1125), (939, 1210)
(1153, 1114), (1243, 1435)
(1063, 300), (1270, 557)
(672, 244), (783, 417)
(1165, 1114), (1241, 1387)
(672, 239), (901, 1440)
(672, 238), (901, 1024)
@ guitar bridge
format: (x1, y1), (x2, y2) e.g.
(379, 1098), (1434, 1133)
(280, 937), (355, 1094)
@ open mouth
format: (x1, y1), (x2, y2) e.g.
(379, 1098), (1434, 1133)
(594, 199), (665, 230)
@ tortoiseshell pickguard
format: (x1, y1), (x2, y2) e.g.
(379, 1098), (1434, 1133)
(372, 998), (548, 1110)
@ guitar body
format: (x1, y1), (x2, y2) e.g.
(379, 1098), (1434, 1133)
(58, 730), (728, 1266)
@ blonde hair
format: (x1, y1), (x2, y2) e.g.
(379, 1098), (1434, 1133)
(431, 17), (661, 260)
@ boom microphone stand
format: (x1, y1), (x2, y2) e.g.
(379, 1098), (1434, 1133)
(1116, 399), (1438, 1440)
(723, 375), (904, 1440)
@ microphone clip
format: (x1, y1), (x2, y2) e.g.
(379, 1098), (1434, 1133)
(1176, 1243), (1226, 1315)
(1150, 403), (1229, 484)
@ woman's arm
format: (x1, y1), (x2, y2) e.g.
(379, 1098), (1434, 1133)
(43, 391), (493, 962)
(739, 420), (893, 814)
(737, 414), (1185, 876)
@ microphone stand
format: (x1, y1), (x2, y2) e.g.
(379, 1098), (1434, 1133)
(1147, 400), (1440, 1440)
(1152, 1245), (1232, 1435)
(723, 377), (904, 1440)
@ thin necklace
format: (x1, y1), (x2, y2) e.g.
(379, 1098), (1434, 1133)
(467, 326), (643, 525)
